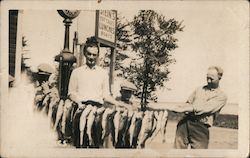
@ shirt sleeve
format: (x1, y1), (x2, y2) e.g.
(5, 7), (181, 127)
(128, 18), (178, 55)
(102, 70), (111, 99)
(194, 93), (227, 115)
(68, 69), (80, 102)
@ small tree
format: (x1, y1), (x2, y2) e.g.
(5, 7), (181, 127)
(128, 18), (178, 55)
(96, 11), (184, 110)
(129, 10), (184, 110)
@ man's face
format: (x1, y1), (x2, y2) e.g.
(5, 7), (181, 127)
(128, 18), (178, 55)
(85, 47), (99, 68)
(120, 89), (133, 102)
(207, 68), (220, 88)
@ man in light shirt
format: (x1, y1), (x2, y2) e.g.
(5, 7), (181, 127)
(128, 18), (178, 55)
(68, 40), (120, 148)
(172, 66), (227, 149)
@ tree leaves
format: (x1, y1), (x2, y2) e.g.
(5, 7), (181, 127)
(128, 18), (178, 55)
(115, 10), (184, 107)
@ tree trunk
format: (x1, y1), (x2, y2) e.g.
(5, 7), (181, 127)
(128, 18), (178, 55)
(140, 58), (149, 111)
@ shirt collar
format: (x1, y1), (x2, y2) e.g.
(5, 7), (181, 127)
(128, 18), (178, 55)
(204, 85), (219, 91)
(83, 64), (97, 70)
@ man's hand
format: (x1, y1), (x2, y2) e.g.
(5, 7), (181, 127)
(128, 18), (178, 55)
(41, 81), (51, 94)
(78, 102), (86, 110)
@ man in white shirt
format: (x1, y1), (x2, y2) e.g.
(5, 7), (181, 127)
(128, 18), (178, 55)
(68, 40), (120, 148)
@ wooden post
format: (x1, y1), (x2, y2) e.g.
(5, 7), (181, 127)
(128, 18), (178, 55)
(63, 19), (72, 52)
(79, 44), (84, 67)
(72, 32), (78, 55)
(109, 47), (116, 96)
(73, 32), (80, 67)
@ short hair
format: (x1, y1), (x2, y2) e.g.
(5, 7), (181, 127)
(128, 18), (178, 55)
(83, 37), (100, 55)
(208, 66), (223, 79)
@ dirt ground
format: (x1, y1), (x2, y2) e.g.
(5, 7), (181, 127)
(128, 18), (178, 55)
(146, 120), (238, 149)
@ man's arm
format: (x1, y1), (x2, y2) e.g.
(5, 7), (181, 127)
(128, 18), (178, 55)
(168, 89), (197, 113)
(68, 69), (81, 104)
(146, 102), (194, 113)
(193, 93), (227, 115)
(102, 72), (123, 107)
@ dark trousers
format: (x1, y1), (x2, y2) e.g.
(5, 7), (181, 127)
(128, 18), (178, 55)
(174, 117), (209, 149)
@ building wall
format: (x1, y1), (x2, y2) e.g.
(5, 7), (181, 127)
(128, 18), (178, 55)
(9, 10), (18, 77)
(9, 10), (23, 86)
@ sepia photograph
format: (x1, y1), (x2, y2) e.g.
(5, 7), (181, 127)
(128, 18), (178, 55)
(0, 0), (249, 157)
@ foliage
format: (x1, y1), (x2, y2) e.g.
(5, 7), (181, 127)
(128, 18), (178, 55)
(115, 10), (184, 109)
(116, 14), (132, 50)
(167, 111), (238, 129)
(22, 36), (28, 47)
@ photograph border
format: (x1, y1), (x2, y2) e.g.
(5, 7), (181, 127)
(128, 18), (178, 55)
(0, 0), (249, 157)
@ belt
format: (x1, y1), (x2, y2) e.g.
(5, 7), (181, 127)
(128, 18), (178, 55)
(81, 100), (103, 107)
(184, 115), (210, 128)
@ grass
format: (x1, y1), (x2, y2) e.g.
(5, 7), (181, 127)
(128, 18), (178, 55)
(167, 111), (238, 129)
(213, 114), (238, 129)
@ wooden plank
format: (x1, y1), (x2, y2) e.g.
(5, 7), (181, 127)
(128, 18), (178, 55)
(9, 48), (16, 53)
(9, 43), (16, 48)
(9, 11), (18, 77)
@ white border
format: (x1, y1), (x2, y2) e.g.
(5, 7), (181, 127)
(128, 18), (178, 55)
(0, 0), (249, 157)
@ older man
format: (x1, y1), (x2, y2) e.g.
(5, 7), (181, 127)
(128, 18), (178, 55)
(173, 66), (227, 149)
(68, 40), (121, 148)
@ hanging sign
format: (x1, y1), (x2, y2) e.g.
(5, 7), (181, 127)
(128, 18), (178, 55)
(95, 10), (117, 47)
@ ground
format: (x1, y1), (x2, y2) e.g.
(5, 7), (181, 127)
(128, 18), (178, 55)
(1, 73), (238, 157)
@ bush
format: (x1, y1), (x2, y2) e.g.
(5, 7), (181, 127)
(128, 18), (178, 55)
(167, 111), (238, 129)
(213, 114), (238, 129)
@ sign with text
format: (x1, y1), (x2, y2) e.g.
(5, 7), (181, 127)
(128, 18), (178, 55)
(95, 10), (117, 47)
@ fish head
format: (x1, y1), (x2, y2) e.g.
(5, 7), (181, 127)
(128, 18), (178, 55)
(163, 110), (168, 118)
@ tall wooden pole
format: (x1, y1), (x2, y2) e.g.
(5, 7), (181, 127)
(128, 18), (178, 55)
(109, 47), (116, 96)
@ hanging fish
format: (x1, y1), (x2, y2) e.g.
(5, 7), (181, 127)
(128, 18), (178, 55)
(86, 106), (97, 147)
(149, 110), (163, 142)
(61, 99), (73, 135)
(161, 110), (169, 143)
(79, 105), (93, 147)
(53, 99), (65, 131)
(138, 110), (156, 148)
(129, 111), (143, 148)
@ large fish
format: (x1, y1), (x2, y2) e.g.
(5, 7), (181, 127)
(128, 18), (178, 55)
(53, 99), (64, 131)
(79, 105), (93, 147)
(47, 87), (59, 125)
(138, 110), (156, 148)
(34, 89), (45, 110)
(113, 108), (122, 145)
(86, 106), (97, 147)
(61, 99), (73, 135)
(121, 109), (134, 147)
(149, 110), (163, 142)
(129, 111), (143, 148)
(161, 110), (168, 143)
(116, 108), (128, 148)
(92, 107), (105, 147)
(101, 108), (116, 141)
(41, 94), (50, 114)
(48, 95), (59, 127)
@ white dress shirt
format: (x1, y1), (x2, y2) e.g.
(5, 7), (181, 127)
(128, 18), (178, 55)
(68, 65), (110, 104)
